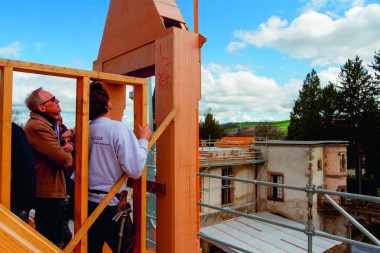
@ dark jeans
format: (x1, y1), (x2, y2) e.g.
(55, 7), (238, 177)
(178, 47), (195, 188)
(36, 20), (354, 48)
(35, 198), (65, 247)
(88, 201), (134, 253)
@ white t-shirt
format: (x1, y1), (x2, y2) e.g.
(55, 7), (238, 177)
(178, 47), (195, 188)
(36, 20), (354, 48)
(88, 117), (148, 205)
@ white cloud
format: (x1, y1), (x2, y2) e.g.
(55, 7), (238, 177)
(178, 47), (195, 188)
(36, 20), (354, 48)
(318, 66), (341, 86)
(229, 4), (380, 67)
(199, 64), (299, 123)
(302, 0), (365, 12)
(12, 72), (137, 129)
(0, 42), (21, 57)
(198, 63), (350, 123)
(303, 0), (328, 11)
(11, 66), (338, 127)
(12, 73), (77, 127)
(227, 42), (246, 53)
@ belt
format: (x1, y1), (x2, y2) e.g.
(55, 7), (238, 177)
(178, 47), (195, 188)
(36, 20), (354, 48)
(88, 189), (121, 199)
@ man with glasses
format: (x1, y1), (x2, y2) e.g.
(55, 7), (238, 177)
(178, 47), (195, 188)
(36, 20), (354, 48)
(24, 87), (73, 247)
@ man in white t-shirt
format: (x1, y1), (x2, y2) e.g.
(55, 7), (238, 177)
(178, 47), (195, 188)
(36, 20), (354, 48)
(87, 82), (151, 253)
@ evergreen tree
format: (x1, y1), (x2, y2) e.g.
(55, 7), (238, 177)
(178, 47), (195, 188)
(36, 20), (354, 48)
(319, 83), (340, 139)
(360, 98), (380, 186)
(287, 69), (323, 140)
(369, 50), (380, 85)
(199, 108), (224, 140)
(334, 56), (380, 194)
(287, 55), (380, 195)
(363, 51), (380, 183)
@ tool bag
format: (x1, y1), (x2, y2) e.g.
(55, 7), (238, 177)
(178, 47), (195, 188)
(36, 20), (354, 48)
(89, 188), (135, 253)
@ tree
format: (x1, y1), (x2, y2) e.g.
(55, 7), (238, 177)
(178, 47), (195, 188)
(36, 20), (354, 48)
(369, 50), (380, 85)
(363, 51), (380, 182)
(287, 69), (323, 140)
(199, 108), (224, 140)
(335, 55), (380, 194)
(286, 55), (380, 195)
(254, 122), (285, 140)
(319, 83), (340, 139)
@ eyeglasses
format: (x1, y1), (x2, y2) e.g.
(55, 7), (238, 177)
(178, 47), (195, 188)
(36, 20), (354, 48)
(40, 96), (56, 105)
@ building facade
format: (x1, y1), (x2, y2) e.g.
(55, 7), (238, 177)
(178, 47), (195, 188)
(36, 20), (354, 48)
(198, 139), (349, 252)
(254, 140), (349, 236)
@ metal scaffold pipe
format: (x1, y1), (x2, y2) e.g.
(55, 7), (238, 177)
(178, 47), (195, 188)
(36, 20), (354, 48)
(306, 162), (314, 253)
(322, 193), (380, 246)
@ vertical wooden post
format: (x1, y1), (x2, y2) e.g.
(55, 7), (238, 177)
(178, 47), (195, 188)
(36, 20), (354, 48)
(133, 82), (148, 253)
(0, 67), (13, 209)
(155, 28), (201, 253)
(74, 76), (90, 253)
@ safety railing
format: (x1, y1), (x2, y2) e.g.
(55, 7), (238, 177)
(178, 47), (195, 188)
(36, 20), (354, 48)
(196, 163), (380, 253)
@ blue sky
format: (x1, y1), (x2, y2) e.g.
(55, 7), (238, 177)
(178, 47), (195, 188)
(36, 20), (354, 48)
(2, 0), (380, 128)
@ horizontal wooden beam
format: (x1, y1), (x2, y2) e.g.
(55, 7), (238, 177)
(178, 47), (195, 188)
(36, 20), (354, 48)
(0, 58), (147, 86)
(127, 178), (166, 196)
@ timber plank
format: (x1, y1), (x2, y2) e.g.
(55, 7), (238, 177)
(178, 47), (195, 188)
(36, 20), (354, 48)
(0, 66), (13, 209)
(0, 58), (146, 86)
(0, 204), (61, 253)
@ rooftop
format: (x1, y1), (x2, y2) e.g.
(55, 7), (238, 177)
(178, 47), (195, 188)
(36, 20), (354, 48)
(254, 140), (349, 146)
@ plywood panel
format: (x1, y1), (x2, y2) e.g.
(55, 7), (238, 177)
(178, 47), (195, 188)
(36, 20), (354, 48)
(101, 43), (155, 76)
(155, 0), (186, 22)
(96, 0), (166, 64)
(155, 27), (201, 253)
(95, 0), (187, 67)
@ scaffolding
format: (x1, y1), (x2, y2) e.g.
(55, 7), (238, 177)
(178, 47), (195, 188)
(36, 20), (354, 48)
(197, 163), (380, 253)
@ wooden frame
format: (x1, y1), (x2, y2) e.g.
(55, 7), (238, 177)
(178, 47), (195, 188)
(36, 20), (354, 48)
(1, 0), (204, 252)
(0, 58), (147, 253)
(93, 1), (204, 252)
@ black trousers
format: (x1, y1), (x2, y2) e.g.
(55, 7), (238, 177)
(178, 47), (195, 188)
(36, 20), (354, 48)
(88, 201), (134, 253)
(35, 198), (65, 247)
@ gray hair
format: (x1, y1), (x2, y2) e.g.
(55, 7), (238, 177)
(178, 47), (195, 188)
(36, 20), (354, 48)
(25, 87), (43, 111)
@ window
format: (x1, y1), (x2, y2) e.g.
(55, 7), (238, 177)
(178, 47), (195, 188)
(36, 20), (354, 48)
(317, 159), (323, 171)
(339, 152), (347, 172)
(221, 168), (233, 205)
(337, 186), (347, 205)
(268, 172), (284, 201)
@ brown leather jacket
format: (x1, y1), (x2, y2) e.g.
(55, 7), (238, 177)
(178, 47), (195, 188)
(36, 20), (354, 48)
(24, 112), (73, 198)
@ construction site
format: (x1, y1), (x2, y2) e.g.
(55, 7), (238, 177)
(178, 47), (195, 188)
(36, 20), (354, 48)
(1, 0), (380, 253)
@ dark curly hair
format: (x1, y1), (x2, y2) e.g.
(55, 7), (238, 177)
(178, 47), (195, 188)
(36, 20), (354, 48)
(89, 82), (110, 120)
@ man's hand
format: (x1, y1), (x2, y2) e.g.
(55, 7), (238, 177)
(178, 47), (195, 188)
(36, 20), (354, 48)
(62, 142), (74, 153)
(138, 124), (152, 141)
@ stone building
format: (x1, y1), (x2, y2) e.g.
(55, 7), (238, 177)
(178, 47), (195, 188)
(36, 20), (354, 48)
(199, 138), (349, 252)
(254, 140), (349, 236)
